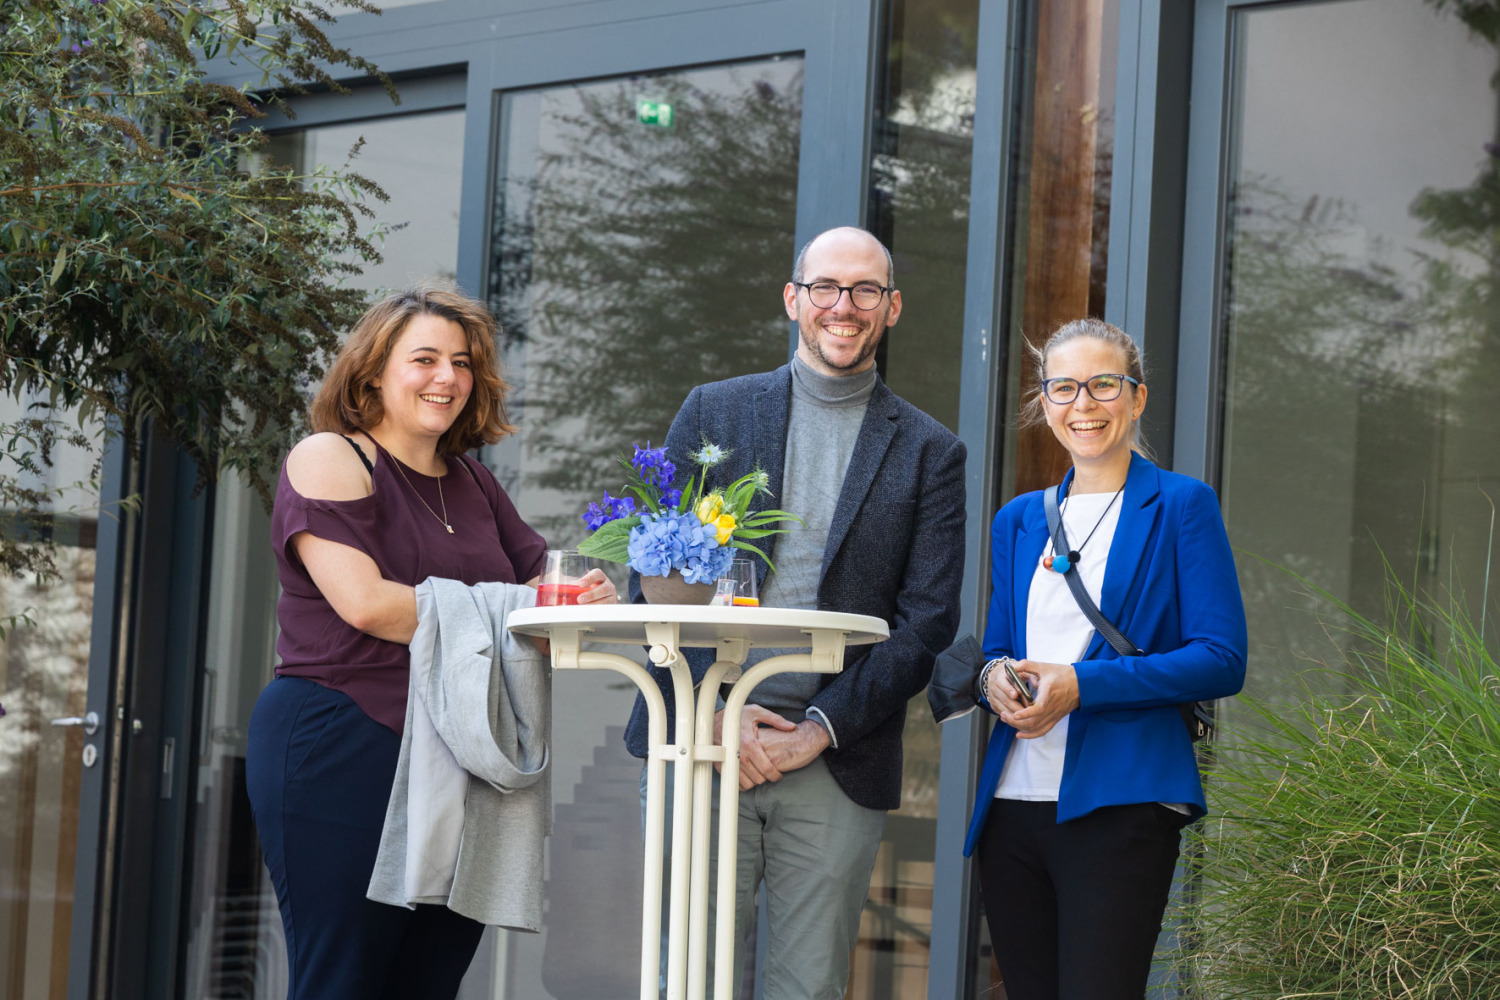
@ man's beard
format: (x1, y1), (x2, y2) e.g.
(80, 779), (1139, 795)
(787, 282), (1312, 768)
(799, 313), (886, 373)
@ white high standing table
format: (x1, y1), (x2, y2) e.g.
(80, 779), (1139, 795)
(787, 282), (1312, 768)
(506, 604), (888, 1000)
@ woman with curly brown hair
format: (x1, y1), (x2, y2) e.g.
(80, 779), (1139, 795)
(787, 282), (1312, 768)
(246, 288), (613, 999)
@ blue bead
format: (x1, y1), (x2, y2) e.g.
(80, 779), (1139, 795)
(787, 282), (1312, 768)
(1052, 554), (1070, 573)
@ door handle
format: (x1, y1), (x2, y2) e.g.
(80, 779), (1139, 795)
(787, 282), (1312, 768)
(50, 711), (100, 736)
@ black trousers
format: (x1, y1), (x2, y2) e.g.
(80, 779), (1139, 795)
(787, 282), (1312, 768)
(246, 677), (485, 1000)
(977, 798), (1183, 1000)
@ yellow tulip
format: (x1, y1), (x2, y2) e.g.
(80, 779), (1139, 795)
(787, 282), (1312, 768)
(696, 493), (723, 525)
(715, 513), (737, 545)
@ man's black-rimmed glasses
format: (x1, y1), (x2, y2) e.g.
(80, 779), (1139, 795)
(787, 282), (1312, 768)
(792, 281), (894, 311)
(1040, 373), (1141, 404)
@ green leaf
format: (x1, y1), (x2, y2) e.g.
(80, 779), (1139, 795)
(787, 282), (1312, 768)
(49, 246), (66, 286)
(577, 518), (635, 564)
(729, 539), (773, 573)
(728, 527), (784, 539)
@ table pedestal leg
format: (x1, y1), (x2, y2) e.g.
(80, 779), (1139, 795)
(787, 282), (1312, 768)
(711, 630), (847, 1000)
(549, 629), (671, 1000)
(687, 641), (747, 1000)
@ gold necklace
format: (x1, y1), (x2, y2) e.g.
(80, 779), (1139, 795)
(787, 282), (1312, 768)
(388, 451), (454, 534)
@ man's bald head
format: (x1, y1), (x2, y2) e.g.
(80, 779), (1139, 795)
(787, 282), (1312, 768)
(791, 227), (893, 287)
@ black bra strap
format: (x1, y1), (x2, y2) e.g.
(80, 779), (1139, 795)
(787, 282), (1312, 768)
(341, 434), (374, 474)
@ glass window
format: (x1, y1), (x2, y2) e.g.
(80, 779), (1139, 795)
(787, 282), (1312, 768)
(869, 0), (979, 437)
(859, 1), (979, 997)
(177, 106), (466, 1000)
(0, 400), (102, 1000)
(1218, 0), (1500, 711)
(1003, 0), (1120, 502)
(485, 57), (803, 997)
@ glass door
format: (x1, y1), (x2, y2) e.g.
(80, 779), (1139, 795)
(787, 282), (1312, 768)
(0, 403), (114, 1000)
(485, 56), (804, 998)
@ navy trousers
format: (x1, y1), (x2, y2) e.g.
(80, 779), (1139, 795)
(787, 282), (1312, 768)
(246, 677), (484, 1000)
(977, 799), (1183, 1000)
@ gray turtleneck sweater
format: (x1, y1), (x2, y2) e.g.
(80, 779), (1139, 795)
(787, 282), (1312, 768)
(745, 354), (876, 732)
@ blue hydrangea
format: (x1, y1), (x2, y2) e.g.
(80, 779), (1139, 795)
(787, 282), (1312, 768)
(582, 491), (637, 531)
(628, 510), (734, 583)
(631, 443), (676, 489)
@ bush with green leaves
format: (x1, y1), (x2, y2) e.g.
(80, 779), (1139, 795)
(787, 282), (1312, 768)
(1186, 573), (1500, 998)
(1, 0), (394, 584)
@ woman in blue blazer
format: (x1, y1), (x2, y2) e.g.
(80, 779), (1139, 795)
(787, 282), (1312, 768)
(967, 319), (1247, 999)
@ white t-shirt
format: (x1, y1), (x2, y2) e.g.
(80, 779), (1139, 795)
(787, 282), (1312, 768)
(994, 490), (1121, 802)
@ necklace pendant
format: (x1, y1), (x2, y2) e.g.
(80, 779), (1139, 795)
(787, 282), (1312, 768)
(445, 524), (454, 534)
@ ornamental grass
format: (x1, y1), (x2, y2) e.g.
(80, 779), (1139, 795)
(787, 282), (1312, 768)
(1182, 570), (1500, 999)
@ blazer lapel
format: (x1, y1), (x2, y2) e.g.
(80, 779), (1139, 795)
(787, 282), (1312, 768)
(752, 368), (792, 586)
(821, 382), (898, 570)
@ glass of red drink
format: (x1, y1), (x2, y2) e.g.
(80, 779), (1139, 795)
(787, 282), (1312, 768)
(536, 550), (593, 606)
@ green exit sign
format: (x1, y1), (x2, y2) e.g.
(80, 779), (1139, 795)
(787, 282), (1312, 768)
(636, 99), (674, 128)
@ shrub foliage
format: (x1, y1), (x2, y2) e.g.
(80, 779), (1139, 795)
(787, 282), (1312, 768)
(1188, 578), (1500, 998)
(0, 0), (393, 579)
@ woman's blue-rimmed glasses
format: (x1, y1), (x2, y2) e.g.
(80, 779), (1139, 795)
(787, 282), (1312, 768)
(1040, 373), (1140, 404)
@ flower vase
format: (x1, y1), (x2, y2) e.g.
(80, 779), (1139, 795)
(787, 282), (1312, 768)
(638, 569), (718, 606)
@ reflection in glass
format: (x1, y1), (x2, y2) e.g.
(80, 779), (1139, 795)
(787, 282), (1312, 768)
(178, 108), (466, 999)
(861, 2), (979, 997)
(486, 58), (802, 998)
(869, 0), (978, 438)
(488, 59), (803, 544)
(1004, 0), (1120, 501)
(0, 397), (101, 1000)
(249, 109), (466, 292)
(1219, 0), (1500, 715)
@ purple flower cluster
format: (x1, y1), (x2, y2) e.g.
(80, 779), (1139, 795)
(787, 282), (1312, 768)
(627, 511), (735, 584)
(631, 444), (675, 489)
(582, 490), (636, 531)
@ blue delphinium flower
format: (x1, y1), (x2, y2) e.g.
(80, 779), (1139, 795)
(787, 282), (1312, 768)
(661, 488), (683, 510)
(582, 490), (636, 531)
(628, 511), (733, 583)
(631, 443), (676, 489)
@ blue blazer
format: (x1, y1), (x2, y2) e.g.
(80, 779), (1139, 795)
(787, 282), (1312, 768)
(963, 453), (1247, 856)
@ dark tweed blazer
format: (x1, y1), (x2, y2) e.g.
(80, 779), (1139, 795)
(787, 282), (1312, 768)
(624, 364), (967, 811)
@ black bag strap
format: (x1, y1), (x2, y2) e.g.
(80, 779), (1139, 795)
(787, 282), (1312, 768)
(1044, 485), (1141, 657)
(1044, 485), (1213, 742)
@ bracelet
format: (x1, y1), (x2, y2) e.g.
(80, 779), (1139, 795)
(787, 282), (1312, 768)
(976, 658), (997, 707)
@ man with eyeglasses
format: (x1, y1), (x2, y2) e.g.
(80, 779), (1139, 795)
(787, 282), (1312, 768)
(625, 226), (967, 998)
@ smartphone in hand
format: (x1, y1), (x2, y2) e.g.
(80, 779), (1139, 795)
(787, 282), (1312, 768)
(1002, 660), (1036, 708)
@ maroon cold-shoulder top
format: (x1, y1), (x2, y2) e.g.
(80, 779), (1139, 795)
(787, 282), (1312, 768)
(270, 438), (547, 733)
